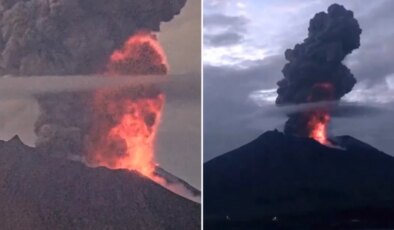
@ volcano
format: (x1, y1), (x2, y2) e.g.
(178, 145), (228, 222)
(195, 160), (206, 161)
(0, 136), (200, 229)
(204, 130), (394, 229)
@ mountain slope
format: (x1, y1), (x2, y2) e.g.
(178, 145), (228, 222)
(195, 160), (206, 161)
(204, 130), (394, 228)
(0, 136), (200, 230)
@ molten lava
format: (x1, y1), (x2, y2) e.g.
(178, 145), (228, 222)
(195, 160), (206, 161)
(306, 83), (334, 145)
(88, 31), (167, 180)
(308, 110), (330, 145)
(108, 30), (168, 75)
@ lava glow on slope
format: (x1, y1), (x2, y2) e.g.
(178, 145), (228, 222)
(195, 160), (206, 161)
(88, 31), (167, 182)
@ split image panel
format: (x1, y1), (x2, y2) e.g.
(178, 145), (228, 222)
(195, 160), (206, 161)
(1, 0), (394, 229)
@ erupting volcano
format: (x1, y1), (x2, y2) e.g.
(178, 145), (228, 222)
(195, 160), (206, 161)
(0, 0), (200, 228)
(276, 4), (361, 144)
(204, 4), (394, 229)
(88, 31), (168, 183)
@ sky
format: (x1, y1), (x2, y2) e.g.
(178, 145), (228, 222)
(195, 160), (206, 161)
(157, 0), (201, 188)
(0, 0), (201, 189)
(204, 0), (394, 161)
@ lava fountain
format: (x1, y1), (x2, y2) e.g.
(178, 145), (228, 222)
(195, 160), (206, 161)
(307, 110), (330, 145)
(306, 83), (334, 145)
(280, 83), (335, 145)
(87, 31), (167, 181)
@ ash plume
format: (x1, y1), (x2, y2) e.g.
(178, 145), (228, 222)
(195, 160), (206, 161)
(0, 0), (186, 157)
(276, 4), (362, 136)
(0, 0), (185, 76)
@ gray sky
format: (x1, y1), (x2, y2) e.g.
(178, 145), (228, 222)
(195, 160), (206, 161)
(157, 0), (201, 188)
(0, 0), (201, 189)
(204, 0), (394, 161)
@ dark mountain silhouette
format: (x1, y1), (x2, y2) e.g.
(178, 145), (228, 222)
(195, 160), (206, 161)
(0, 136), (200, 230)
(204, 130), (394, 229)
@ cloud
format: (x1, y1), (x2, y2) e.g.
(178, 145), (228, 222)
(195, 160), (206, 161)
(204, 14), (249, 30)
(204, 13), (249, 49)
(204, 55), (285, 159)
(204, 31), (244, 47)
(204, 55), (284, 95)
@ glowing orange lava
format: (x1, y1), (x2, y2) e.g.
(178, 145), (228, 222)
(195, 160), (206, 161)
(91, 92), (165, 178)
(88, 31), (167, 181)
(308, 110), (330, 145)
(307, 83), (334, 145)
(107, 30), (168, 75)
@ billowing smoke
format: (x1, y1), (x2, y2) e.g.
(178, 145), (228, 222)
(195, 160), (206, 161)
(0, 0), (185, 75)
(0, 0), (186, 157)
(276, 4), (362, 138)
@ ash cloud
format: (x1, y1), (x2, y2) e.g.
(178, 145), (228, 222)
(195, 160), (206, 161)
(0, 0), (186, 157)
(0, 0), (186, 75)
(276, 4), (362, 135)
(205, 32), (243, 47)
